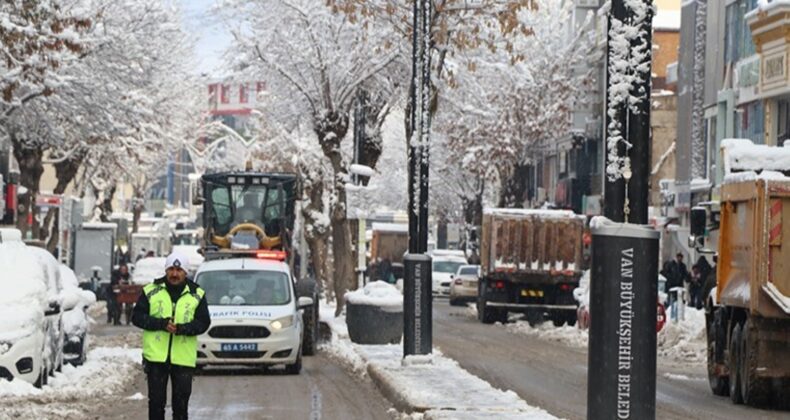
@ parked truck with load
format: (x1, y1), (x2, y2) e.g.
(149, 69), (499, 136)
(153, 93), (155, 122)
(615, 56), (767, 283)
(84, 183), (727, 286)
(477, 208), (585, 326)
(692, 139), (790, 407)
(367, 222), (409, 283)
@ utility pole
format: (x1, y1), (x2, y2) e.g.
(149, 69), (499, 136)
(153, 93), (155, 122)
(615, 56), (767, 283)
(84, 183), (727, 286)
(404, 0), (433, 357)
(590, 1), (658, 420)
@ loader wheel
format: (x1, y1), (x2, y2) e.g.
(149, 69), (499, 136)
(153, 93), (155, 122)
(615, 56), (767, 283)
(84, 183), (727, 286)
(729, 323), (744, 404)
(741, 319), (770, 406)
(297, 278), (319, 356)
(707, 308), (729, 396)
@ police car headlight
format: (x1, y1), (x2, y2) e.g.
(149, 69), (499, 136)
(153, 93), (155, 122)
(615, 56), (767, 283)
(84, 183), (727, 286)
(270, 316), (293, 331)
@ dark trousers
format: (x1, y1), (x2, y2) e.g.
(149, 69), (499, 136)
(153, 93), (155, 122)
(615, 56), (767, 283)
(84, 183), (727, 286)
(145, 361), (194, 420)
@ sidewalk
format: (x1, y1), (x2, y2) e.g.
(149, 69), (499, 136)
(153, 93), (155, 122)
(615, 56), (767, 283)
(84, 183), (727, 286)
(319, 303), (558, 419)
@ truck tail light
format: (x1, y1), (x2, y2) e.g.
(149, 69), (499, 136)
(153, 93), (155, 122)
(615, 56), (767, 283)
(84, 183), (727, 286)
(494, 281), (505, 289)
(559, 284), (573, 292)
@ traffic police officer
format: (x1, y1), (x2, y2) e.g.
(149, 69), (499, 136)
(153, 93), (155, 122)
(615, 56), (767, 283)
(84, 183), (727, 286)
(132, 252), (210, 420)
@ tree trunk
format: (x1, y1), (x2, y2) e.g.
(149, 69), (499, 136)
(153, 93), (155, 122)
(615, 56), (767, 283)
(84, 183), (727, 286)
(462, 177), (485, 227)
(12, 145), (44, 239)
(301, 176), (332, 302)
(498, 162), (530, 208)
(99, 184), (116, 222)
(314, 110), (354, 315)
(42, 154), (84, 253)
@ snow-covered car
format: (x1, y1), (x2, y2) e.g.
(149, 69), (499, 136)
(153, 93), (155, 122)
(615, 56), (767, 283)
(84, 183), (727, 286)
(59, 264), (97, 365)
(195, 255), (314, 374)
(27, 245), (66, 378)
(131, 257), (168, 285)
(0, 229), (54, 387)
(431, 252), (468, 297)
(449, 265), (480, 306)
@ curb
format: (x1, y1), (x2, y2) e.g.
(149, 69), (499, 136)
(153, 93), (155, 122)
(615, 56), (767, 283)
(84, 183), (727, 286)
(367, 362), (429, 414)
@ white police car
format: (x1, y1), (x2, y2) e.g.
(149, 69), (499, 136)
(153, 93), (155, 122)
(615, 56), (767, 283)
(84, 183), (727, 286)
(194, 251), (313, 374)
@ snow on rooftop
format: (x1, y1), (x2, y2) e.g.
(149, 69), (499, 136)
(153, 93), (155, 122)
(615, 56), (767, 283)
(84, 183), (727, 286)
(371, 222), (408, 233)
(653, 10), (680, 31)
(484, 208), (582, 219)
(722, 138), (790, 173)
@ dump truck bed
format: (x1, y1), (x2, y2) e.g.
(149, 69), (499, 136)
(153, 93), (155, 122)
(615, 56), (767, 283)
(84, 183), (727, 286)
(480, 209), (585, 280)
(718, 178), (790, 318)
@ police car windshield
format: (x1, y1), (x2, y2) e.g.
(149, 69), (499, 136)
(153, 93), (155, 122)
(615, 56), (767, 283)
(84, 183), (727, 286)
(197, 270), (291, 306)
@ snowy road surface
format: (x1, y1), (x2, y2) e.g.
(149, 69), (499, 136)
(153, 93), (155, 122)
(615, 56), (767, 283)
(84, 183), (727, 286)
(433, 301), (788, 420)
(94, 324), (393, 420)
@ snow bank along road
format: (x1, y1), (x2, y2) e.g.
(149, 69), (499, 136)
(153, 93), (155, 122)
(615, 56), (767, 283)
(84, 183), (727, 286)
(93, 323), (394, 420)
(433, 302), (788, 420)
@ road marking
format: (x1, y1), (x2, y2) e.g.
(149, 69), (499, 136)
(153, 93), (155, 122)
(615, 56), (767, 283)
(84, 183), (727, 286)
(310, 385), (322, 420)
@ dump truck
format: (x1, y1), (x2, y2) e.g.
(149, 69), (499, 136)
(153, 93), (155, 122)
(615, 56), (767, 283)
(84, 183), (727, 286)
(367, 222), (409, 283)
(477, 208), (585, 325)
(195, 171), (319, 355)
(692, 139), (790, 407)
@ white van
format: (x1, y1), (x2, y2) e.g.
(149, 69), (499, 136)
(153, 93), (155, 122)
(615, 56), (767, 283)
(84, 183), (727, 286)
(0, 229), (55, 387)
(194, 255), (313, 374)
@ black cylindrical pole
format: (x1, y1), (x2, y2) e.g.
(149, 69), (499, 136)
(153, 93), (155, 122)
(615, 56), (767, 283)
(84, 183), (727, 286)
(627, 12), (653, 226)
(603, 0), (628, 223)
(403, 254), (432, 355)
(588, 223), (659, 420)
(407, 0), (420, 254)
(417, 0), (432, 254)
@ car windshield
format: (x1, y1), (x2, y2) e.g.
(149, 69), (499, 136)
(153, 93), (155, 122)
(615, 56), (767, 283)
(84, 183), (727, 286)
(197, 270), (291, 306)
(434, 261), (464, 274)
(459, 266), (478, 275)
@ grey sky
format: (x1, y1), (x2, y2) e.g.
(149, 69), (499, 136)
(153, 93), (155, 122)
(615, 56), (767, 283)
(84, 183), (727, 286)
(180, 0), (232, 76)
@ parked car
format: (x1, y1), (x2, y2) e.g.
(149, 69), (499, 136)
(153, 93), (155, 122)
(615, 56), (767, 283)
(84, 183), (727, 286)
(59, 264), (96, 366)
(449, 265), (480, 306)
(0, 229), (55, 387)
(27, 246), (66, 378)
(431, 251), (468, 296)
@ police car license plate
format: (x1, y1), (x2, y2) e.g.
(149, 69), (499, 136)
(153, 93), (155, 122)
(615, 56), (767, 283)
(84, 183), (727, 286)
(221, 343), (258, 352)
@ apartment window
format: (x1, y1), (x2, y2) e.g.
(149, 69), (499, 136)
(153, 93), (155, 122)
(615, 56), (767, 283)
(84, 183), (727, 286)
(221, 85), (230, 104)
(239, 85), (248, 104)
(736, 101), (764, 144)
(725, 0), (758, 64)
(777, 99), (790, 145)
(208, 85), (217, 107)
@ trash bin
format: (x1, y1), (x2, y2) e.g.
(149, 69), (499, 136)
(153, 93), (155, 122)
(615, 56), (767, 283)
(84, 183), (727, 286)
(345, 281), (403, 345)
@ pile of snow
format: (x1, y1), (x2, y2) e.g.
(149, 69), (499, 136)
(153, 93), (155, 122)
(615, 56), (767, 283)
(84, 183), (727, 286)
(0, 232), (48, 343)
(573, 270), (590, 307)
(345, 281), (403, 309)
(131, 257), (167, 284)
(724, 169), (790, 184)
(656, 308), (707, 364)
(0, 346), (142, 418)
(722, 138), (790, 174)
(484, 208), (584, 220)
(319, 303), (555, 419)
(504, 320), (589, 349)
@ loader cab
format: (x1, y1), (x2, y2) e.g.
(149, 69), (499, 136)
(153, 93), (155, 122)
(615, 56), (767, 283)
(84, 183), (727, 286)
(196, 173), (299, 252)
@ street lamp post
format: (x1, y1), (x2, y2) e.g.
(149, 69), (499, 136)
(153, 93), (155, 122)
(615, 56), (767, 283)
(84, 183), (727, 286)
(404, 0), (433, 358)
(590, 1), (658, 419)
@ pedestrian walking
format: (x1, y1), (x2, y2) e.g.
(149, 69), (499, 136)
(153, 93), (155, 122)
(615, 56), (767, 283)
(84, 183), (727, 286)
(110, 264), (131, 325)
(132, 252), (211, 420)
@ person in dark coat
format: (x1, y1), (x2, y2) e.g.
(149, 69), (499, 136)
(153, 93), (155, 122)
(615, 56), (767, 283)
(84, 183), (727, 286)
(109, 264), (131, 325)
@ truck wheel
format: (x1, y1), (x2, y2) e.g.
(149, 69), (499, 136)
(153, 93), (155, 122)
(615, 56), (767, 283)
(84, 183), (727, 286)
(729, 323), (744, 404)
(526, 310), (544, 327)
(707, 308), (729, 396)
(297, 279), (319, 357)
(477, 296), (498, 324)
(551, 315), (565, 327)
(741, 319), (770, 406)
(565, 312), (577, 327)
